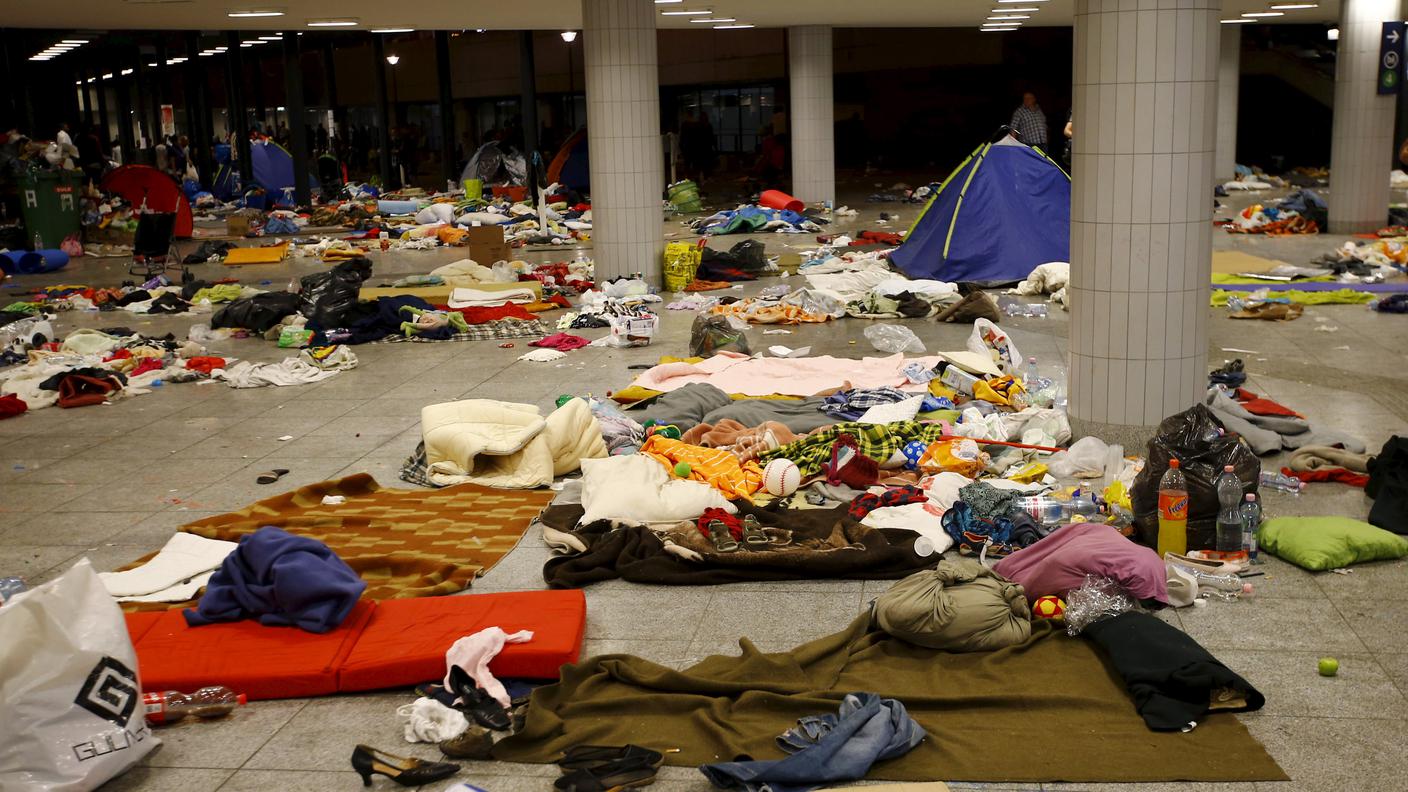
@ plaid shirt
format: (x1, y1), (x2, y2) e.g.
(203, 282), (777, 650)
(373, 320), (549, 344)
(758, 421), (949, 479)
(1010, 105), (1048, 148)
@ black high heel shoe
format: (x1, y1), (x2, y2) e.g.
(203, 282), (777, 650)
(350, 744), (460, 787)
(448, 666), (512, 731)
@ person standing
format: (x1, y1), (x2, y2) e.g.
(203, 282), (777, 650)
(1010, 92), (1048, 151)
(56, 122), (73, 148)
(1063, 110), (1073, 170)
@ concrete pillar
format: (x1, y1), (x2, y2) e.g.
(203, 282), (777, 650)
(787, 26), (835, 206)
(582, 0), (664, 282)
(1215, 25), (1240, 182)
(1329, 0), (1398, 233)
(1068, 0), (1218, 441)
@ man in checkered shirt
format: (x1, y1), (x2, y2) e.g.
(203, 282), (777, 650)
(1010, 92), (1048, 150)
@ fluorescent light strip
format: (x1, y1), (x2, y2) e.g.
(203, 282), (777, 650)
(691, 17), (735, 22)
(661, 9), (711, 14)
(988, 14), (1029, 19)
(371, 28), (415, 33)
(1220, 18), (1254, 23)
(120, 68), (134, 75)
(992, 6), (1038, 11)
(307, 18), (358, 26)
(228, 9), (284, 17)
(1271, 3), (1317, 7)
(997, 0), (1045, 3)
(655, 0), (683, 3)
(1242, 11), (1283, 16)
(714, 24), (754, 29)
(258, 34), (283, 40)
(61, 39), (88, 44)
(981, 26), (1017, 31)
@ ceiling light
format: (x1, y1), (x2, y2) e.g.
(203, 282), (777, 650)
(199, 51), (215, 56)
(120, 68), (134, 75)
(691, 17), (735, 22)
(1241, 11), (1283, 16)
(276, 105), (286, 111)
(988, 14), (1029, 19)
(214, 46), (228, 51)
(714, 24), (754, 29)
(997, 0), (1046, 3)
(228, 8), (284, 17)
(29, 56), (52, 61)
(981, 26), (1017, 31)
(61, 39), (88, 44)
(661, 9), (711, 14)
(102, 72), (113, 79)
(371, 28), (415, 33)
(992, 6), (1039, 10)
(1221, 18), (1254, 23)
(240, 43), (254, 47)
(1327, 26), (1339, 39)
(258, 34), (283, 40)
(560, 30), (578, 42)
(1271, 2), (1317, 7)
(307, 18), (358, 26)
(655, 0), (683, 3)
(386, 54), (400, 64)
(86, 77), (95, 83)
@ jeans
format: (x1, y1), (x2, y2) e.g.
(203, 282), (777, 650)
(698, 692), (926, 792)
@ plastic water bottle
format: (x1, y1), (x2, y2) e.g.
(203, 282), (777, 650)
(0, 576), (27, 605)
(143, 686), (247, 725)
(1214, 465), (1244, 553)
(1260, 470), (1305, 494)
(1157, 459), (1189, 557)
(1064, 488), (1100, 522)
(1024, 356), (1039, 387)
(1240, 493), (1262, 564)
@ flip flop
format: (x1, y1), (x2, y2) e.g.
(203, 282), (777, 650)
(256, 469), (290, 485)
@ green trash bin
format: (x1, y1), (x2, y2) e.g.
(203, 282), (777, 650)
(20, 171), (83, 251)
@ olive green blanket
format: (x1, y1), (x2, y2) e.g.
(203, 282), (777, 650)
(494, 617), (1286, 784)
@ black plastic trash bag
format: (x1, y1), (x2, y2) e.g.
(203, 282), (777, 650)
(212, 292), (301, 333)
(1367, 435), (1408, 535)
(1131, 404), (1261, 551)
(299, 257), (372, 329)
(689, 313), (751, 358)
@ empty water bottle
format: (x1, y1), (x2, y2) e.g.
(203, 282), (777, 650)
(1024, 356), (1040, 387)
(0, 576), (26, 605)
(1240, 493), (1261, 564)
(1064, 488), (1101, 522)
(1260, 470), (1305, 493)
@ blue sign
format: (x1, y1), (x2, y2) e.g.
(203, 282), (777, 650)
(1379, 21), (1404, 94)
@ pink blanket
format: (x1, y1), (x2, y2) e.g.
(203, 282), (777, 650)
(993, 522), (1169, 605)
(629, 352), (943, 397)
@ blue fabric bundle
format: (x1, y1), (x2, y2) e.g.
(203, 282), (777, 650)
(184, 526), (366, 634)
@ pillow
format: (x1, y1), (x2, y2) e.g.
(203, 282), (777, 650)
(579, 454), (735, 526)
(1257, 516), (1408, 571)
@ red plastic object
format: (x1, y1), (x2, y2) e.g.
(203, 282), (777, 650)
(759, 189), (804, 213)
(492, 185), (528, 202)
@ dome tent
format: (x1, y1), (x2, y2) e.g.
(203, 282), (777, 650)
(888, 129), (1070, 286)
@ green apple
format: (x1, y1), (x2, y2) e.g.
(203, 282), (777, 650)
(1318, 657), (1339, 677)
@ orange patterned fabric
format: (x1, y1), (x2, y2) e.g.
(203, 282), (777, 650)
(639, 435), (764, 500)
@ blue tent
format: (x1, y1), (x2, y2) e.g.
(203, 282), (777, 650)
(889, 134), (1069, 285)
(249, 139), (320, 200)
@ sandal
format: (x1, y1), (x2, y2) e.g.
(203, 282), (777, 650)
(557, 744), (669, 772)
(741, 515), (769, 547)
(554, 758), (659, 792)
(707, 519), (738, 553)
(256, 468), (290, 485)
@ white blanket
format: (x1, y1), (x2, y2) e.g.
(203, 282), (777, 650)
(99, 533), (237, 600)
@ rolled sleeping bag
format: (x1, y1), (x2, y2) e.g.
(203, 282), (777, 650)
(376, 199), (421, 216)
(415, 203), (456, 225)
(1, 249), (70, 274)
(759, 189), (804, 213)
(456, 211), (513, 227)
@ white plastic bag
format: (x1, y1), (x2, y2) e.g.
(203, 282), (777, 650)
(0, 560), (159, 791)
(966, 318), (1022, 375)
(863, 324), (926, 354)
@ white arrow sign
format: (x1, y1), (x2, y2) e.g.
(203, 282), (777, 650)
(1390, 28), (1401, 44)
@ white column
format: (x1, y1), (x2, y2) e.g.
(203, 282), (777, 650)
(1215, 25), (1240, 181)
(788, 26), (835, 206)
(1068, 0), (1218, 439)
(582, 0), (665, 282)
(1329, 0), (1398, 233)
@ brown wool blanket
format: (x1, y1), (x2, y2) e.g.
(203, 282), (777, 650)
(494, 616), (1286, 784)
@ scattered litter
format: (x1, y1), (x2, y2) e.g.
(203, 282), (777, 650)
(518, 348), (567, 363)
(1314, 325), (1339, 332)
(277, 435), (294, 441)
(768, 345), (811, 358)
(320, 495), (346, 505)
(762, 329), (793, 335)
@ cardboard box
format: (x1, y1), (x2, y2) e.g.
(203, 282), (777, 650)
(463, 224), (510, 265)
(940, 365), (980, 396)
(226, 215), (251, 236)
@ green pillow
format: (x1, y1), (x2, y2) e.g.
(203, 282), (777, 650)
(1257, 516), (1408, 571)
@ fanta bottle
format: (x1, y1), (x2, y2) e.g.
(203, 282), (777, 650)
(1157, 459), (1189, 557)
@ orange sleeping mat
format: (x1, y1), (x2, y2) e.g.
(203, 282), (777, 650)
(125, 590), (586, 701)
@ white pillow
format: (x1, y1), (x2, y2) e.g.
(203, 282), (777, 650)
(579, 455), (735, 526)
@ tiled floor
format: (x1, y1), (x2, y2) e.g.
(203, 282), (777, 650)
(3, 183), (1406, 791)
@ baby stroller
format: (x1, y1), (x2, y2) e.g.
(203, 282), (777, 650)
(129, 208), (186, 281)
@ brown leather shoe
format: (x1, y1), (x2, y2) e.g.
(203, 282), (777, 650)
(439, 725), (493, 760)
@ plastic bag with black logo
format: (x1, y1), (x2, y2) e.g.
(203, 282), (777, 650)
(0, 559), (159, 791)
